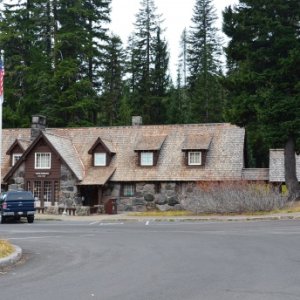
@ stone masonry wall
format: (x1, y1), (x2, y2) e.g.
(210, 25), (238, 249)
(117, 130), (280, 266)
(59, 164), (78, 208)
(8, 163), (25, 191)
(111, 182), (183, 212)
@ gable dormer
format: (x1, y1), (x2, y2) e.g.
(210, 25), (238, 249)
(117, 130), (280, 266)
(134, 135), (167, 167)
(181, 134), (212, 166)
(6, 139), (30, 166)
(88, 137), (116, 167)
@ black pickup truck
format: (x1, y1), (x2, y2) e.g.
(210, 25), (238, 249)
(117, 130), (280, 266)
(0, 191), (36, 224)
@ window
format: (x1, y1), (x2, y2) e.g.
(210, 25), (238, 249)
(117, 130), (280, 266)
(123, 184), (135, 197)
(43, 181), (52, 203)
(94, 153), (106, 166)
(141, 152), (153, 166)
(12, 153), (22, 166)
(33, 181), (42, 200)
(188, 151), (202, 165)
(35, 153), (51, 169)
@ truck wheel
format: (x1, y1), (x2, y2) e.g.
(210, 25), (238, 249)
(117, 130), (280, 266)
(27, 216), (34, 223)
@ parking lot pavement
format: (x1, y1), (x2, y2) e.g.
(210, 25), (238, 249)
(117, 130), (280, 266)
(2, 219), (300, 300)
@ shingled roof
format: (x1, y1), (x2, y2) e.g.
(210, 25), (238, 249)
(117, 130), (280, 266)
(44, 133), (84, 180)
(1, 129), (30, 179)
(269, 149), (300, 182)
(1, 123), (246, 183)
(134, 135), (167, 151)
(181, 134), (212, 150)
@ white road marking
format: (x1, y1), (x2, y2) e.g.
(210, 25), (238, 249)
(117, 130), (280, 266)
(145, 221), (150, 226)
(89, 221), (100, 225)
(99, 222), (124, 226)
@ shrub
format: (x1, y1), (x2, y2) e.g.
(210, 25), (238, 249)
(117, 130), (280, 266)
(180, 182), (287, 214)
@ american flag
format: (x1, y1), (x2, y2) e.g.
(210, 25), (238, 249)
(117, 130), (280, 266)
(0, 57), (4, 97)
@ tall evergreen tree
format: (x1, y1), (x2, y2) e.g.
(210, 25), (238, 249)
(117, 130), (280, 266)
(99, 34), (125, 126)
(49, 0), (111, 126)
(0, 0), (51, 127)
(187, 0), (224, 123)
(0, 0), (112, 127)
(179, 28), (188, 88)
(223, 0), (300, 200)
(126, 0), (170, 124)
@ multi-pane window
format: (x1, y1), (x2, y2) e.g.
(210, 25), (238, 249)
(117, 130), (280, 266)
(123, 184), (135, 197)
(33, 181), (42, 200)
(188, 151), (202, 165)
(94, 153), (106, 166)
(140, 152), (153, 166)
(43, 181), (52, 203)
(12, 153), (22, 166)
(35, 153), (51, 169)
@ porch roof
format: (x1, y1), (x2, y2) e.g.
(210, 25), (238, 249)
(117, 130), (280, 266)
(78, 167), (116, 185)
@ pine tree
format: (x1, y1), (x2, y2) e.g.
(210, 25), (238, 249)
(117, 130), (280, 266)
(50, 0), (111, 126)
(99, 34), (125, 126)
(0, 0), (53, 127)
(0, 0), (112, 127)
(126, 0), (170, 124)
(187, 0), (224, 123)
(223, 0), (300, 200)
(179, 29), (188, 88)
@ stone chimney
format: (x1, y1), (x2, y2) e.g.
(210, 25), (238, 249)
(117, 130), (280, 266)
(31, 115), (46, 140)
(132, 116), (142, 126)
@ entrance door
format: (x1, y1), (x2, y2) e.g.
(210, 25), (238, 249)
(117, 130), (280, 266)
(80, 186), (102, 207)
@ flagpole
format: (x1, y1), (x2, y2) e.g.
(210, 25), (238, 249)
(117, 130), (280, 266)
(0, 49), (4, 193)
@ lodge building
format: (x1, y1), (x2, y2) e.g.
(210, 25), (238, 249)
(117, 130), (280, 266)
(0, 115), (298, 214)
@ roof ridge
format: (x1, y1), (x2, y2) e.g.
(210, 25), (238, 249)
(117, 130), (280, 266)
(46, 122), (232, 130)
(44, 131), (71, 140)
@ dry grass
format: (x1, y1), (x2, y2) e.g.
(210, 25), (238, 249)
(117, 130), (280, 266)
(129, 201), (300, 217)
(271, 201), (300, 214)
(129, 210), (194, 217)
(0, 240), (14, 259)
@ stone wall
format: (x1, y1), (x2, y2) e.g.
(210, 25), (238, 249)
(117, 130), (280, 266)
(8, 163), (25, 191)
(112, 182), (182, 212)
(59, 164), (78, 207)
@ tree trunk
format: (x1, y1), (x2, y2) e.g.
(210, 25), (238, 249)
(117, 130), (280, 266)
(284, 136), (300, 201)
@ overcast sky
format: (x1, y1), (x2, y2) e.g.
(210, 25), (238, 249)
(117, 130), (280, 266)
(110, 0), (239, 79)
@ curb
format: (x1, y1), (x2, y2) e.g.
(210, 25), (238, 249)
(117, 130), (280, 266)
(0, 244), (22, 268)
(35, 213), (300, 223)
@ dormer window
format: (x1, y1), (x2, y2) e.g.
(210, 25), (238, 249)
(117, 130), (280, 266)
(94, 153), (106, 166)
(134, 135), (167, 167)
(35, 152), (51, 169)
(6, 139), (28, 167)
(141, 152), (154, 166)
(182, 134), (212, 167)
(88, 137), (116, 167)
(12, 153), (22, 166)
(188, 151), (202, 166)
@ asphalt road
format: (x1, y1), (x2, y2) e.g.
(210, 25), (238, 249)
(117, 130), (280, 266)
(1, 219), (300, 300)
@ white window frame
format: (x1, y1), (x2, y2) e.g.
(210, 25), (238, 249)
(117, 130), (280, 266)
(123, 184), (135, 197)
(35, 152), (51, 169)
(188, 151), (202, 166)
(140, 152), (154, 166)
(12, 153), (22, 166)
(94, 153), (106, 166)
